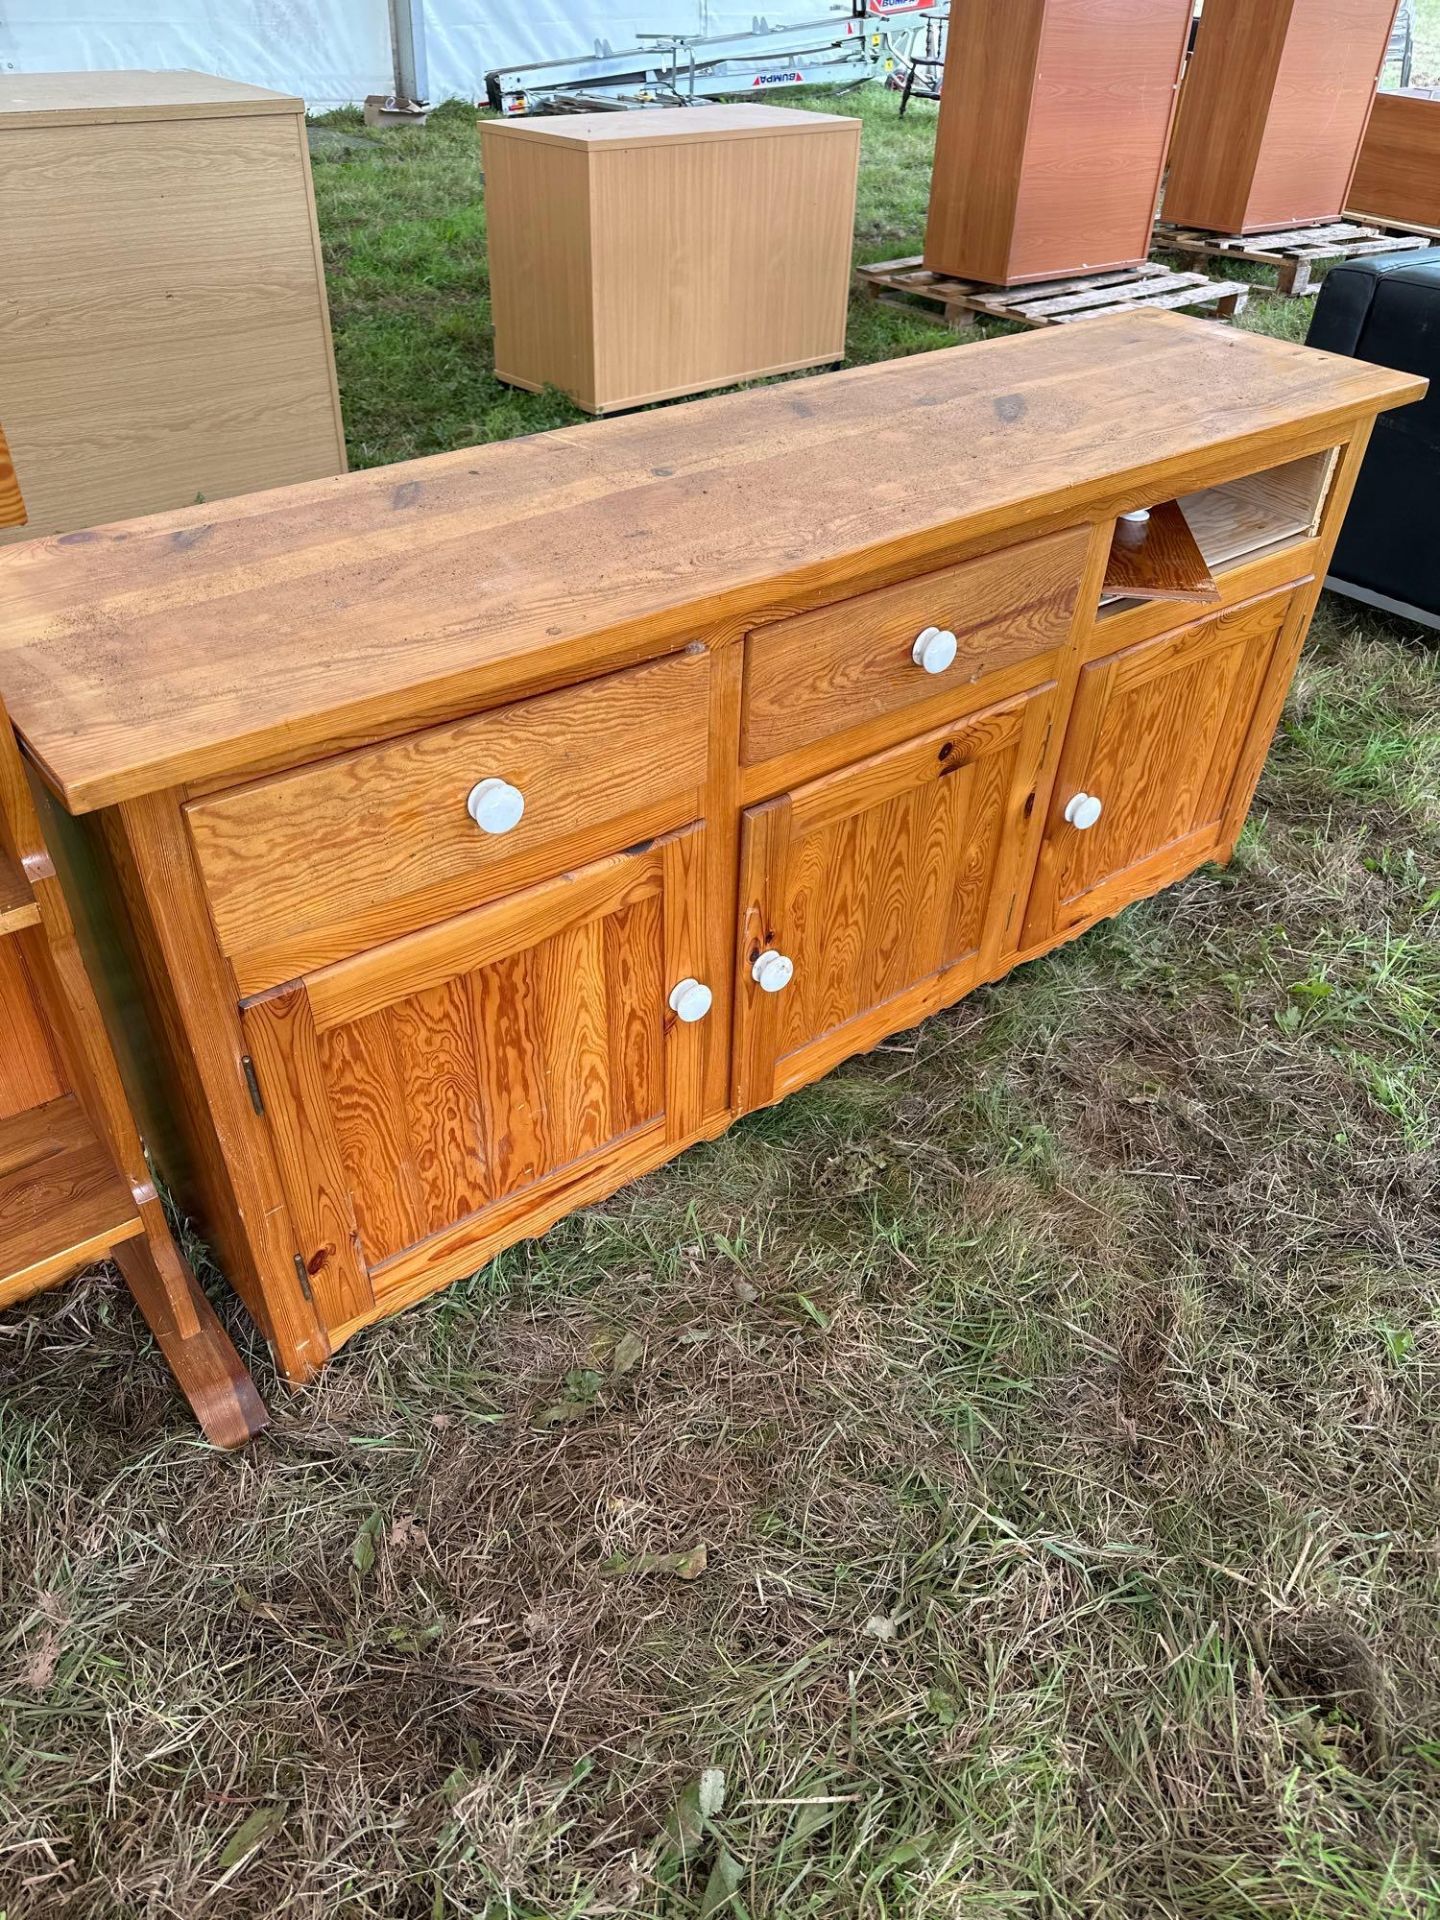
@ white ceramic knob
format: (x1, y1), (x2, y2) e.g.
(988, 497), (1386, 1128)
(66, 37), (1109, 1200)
(751, 950), (795, 994)
(467, 777), (525, 835)
(1064, 792), (1104, 831)
(668, 978), (713, 1024)
(912, 626), (959, 675)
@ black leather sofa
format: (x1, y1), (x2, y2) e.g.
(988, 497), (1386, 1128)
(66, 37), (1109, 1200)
(1306, 248), (1440, 629)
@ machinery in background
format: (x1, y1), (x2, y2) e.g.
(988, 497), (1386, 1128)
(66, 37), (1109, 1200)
(484, 0), (1410, 120)
(484, 0), (941, 115)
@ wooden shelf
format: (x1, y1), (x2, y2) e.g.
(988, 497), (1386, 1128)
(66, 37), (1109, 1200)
(0, 844), (40, 936)
(1101, 450), (1335, 613)
(1179, 451), (1334, 571)
(1103, 501), (1221, 605)
(0, 1093), (142, 1311)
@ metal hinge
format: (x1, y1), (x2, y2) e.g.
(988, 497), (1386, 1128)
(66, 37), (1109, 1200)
(241, 1054), (265, 1115)
(292, 1253), (314, 1303)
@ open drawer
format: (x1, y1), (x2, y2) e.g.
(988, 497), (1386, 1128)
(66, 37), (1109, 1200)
(1098, 449), (1338, 614)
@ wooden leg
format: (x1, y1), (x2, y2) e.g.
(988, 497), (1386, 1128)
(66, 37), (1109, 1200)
(1280, 258), (1312, 298)
(115, 1225), (269, 1450)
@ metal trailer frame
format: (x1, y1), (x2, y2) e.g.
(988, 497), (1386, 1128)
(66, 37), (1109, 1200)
(483, 0), (943, 116)
(481, 0), (1412, 125)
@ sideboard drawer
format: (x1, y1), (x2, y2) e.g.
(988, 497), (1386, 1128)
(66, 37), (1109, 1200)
(740, 523), (1089, 765)
(187, 647), (710, 992)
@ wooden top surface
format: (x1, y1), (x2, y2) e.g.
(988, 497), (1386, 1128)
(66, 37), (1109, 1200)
(479, 104), (860, 150)
(0, 311), (1422, 814)
(0, 70), (302, 128)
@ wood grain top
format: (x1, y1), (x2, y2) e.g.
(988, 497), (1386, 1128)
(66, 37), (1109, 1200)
(480, 105), (860, 150)
(0, 311), (1422, 814)
(0, 70), (302, 129)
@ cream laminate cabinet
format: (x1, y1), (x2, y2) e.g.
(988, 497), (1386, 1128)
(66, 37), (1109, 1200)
(0, 70), (346, 543)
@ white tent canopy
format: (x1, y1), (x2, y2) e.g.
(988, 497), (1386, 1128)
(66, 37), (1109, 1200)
(0, 0), (763, 110)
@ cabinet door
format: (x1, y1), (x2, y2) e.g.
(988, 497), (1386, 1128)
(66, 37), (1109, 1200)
(735, 688), (1057, 1109)
(241, 826), (716, 1333)
(1022, 589), (1296, 950)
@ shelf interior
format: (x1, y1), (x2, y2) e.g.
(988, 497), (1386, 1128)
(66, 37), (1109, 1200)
(1179, 449), (1336, 572)
(0, 1093), (142, 1310)
(1099, 448), (1337, 616)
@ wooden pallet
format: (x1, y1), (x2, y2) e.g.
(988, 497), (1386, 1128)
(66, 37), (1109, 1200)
(1155, 219), (1438, 297)
(1344, 208), (1440, 244)
(855, 258), (1249, 332)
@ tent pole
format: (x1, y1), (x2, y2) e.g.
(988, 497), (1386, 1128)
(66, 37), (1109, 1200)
(390, 0), (430, 104)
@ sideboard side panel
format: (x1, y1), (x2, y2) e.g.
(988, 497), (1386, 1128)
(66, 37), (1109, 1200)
(111, 790), (329, 1383)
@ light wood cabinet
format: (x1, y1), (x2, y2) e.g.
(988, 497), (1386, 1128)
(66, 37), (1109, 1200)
(1164, 0), (1401, 235)
(925, 0), (1194, 286)
(0, 314), (1422, 1387)
(481, 106), (859, 415)
(0, 70), (345, 544)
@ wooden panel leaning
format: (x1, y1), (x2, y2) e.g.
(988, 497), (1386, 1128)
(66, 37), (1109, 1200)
(0, 69), (345, 544)
(0, 316), (1422, 1392)
(481, 106), (860, 414)
(924, 0), (1194, 286)
(1349, 89), (1440, 232)
(1164, 0), (1402, 236)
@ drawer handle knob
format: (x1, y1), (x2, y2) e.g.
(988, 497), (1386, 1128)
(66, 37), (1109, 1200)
(912, 626), (959, 675)
(751, 950), (795, 994)
(467, 777), (525, 835)
(1064, 792), (1104, 831)
(668, 978), (713, 1024)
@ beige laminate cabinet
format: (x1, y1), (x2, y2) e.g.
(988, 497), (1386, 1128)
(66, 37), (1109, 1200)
(0, 70), (346, 544)
(480, 105), (860, 415)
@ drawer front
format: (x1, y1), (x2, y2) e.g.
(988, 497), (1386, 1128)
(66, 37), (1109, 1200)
(188, 648), (710, 993)
(740, 524), (1089, 765)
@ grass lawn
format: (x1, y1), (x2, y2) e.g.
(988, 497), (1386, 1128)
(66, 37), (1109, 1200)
(3, 81), (1439, 1920)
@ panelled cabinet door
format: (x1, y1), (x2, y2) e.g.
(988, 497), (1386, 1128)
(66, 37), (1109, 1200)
(241, 826), (715, 1334)
(735, 687), (1058, 1109)
(1021, 588), (1298, 949)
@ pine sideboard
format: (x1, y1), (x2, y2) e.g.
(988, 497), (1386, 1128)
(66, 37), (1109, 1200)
(0, 314), (1422, 1386)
